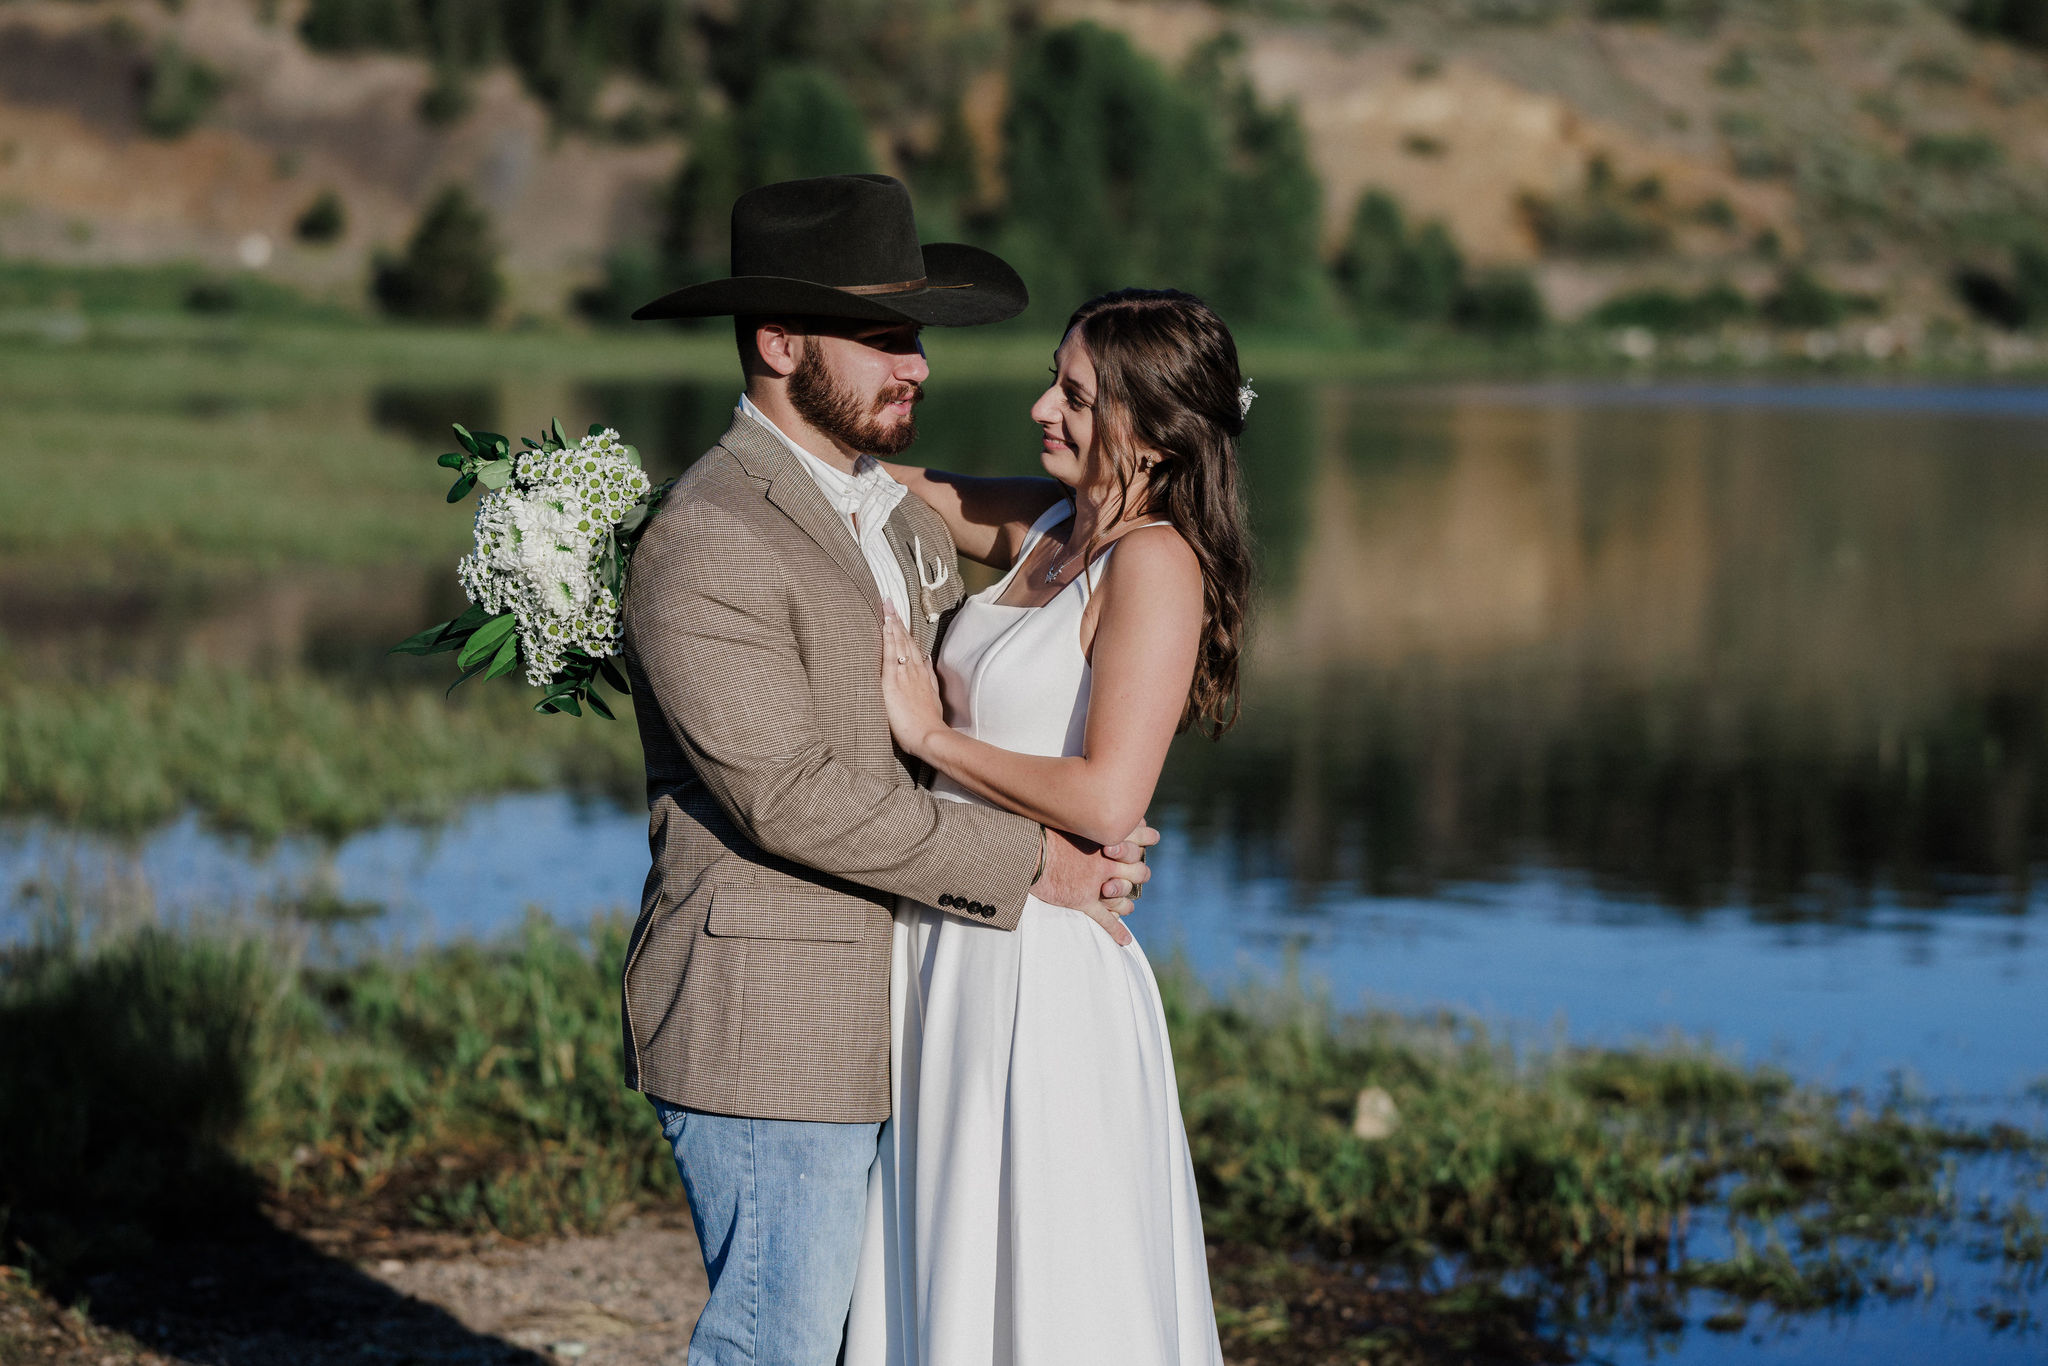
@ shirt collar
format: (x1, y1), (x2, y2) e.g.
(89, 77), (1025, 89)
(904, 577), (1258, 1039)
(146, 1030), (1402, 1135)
(738, 394), (894, 512)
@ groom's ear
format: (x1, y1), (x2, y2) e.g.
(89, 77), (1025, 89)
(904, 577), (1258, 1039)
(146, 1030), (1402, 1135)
(745, 320), (803, 379)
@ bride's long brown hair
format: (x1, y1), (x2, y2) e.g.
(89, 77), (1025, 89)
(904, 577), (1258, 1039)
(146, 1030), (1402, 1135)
(1066, 288), (1253, 737)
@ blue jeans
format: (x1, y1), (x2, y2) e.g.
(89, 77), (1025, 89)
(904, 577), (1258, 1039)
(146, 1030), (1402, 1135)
(651, 1097), (881, 1366)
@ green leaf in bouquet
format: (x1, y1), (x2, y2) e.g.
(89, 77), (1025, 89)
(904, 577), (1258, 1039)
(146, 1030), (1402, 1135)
(456, 612), (517, 668)
(390, 618), (456, 655)
(616, 503), (649, 536)
(623, 444), (641, 468)
(553, 417), (570, 448)
(599, 657), (632, 696)
(476, 461), (513, 491)
(554, 692), (584, 717)
(390, 604), (488, 656)
(584, 689), (617, 720)
(446, 657), (490, 695)
(445, 472), (477, 502)
(521, 436), (540, 451)
(588, 422), (604, 437)
(437, 451), (465, 470)
(452, 423), (479, 455)
(481, 633), (521, 681)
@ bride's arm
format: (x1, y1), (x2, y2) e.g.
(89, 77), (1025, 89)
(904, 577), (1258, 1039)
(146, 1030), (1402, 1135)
(879, 527), (1202, 846)
(878, 463), (1065, 568)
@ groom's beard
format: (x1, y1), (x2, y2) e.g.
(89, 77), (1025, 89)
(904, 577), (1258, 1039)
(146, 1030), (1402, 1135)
(788, 344), (922, 456)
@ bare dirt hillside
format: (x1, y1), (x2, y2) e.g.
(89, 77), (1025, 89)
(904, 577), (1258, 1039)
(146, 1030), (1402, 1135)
(0, 0), (680, 314)
(5, 0), (2046, 321)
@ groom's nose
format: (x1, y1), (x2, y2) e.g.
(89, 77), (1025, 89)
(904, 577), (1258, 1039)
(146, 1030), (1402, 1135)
(896, 349), (929, 386)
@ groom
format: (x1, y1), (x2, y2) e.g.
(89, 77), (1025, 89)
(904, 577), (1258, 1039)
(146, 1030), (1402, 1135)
(619, 174), (1155, 1364)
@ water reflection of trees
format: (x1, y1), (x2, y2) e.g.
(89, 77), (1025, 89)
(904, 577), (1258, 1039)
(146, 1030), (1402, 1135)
(1164, 391), (2048, 917)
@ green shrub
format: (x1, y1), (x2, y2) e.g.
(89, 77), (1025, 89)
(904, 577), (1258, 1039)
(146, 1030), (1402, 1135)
(1595, 0), (1667, 18)
(1712, 47), (1758, 88)
(1336, 189), (1463, 325)
(1959, 0), (2048, 50)
(293, 190), (348, 245)
(1592, 281), (1749, 333)
(372, 186), (504, 324)
(1519, 156), (1671, 258)
(1762, 267), (1851, 328)
(419, 65), (473, 125)
(1454, 267), (1547, 337)
(573, 245), (669, 325)
(182, 278), (241, 315)
(1953, 241), (2048, 329)
(140, 42), (223, 139)
(1907, 132), (2003, 172)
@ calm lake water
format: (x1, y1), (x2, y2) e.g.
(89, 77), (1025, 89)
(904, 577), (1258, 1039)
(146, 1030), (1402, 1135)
(8, 375), (2048, 1358)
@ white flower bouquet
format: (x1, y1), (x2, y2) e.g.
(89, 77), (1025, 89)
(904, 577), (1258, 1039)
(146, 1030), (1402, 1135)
(393, 419), (671, 718)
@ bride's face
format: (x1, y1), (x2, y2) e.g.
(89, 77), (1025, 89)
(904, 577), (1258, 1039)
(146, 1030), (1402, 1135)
(1031, 332), (1109, 492)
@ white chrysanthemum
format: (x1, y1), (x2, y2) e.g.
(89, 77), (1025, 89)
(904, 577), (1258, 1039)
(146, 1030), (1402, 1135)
(455, 429), (651, 688)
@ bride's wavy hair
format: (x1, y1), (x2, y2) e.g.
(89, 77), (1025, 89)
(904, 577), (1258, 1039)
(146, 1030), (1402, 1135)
(1066, 288), (1253, 737)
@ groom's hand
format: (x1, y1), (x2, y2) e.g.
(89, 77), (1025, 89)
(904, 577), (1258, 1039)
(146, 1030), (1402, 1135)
(1031, 823), (1159, 946)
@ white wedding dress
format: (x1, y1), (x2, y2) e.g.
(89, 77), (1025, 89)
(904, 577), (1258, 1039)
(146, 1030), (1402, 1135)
(845, 501), (1224, 1366)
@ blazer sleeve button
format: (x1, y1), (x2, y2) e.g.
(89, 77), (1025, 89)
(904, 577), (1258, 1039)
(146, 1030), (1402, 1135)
(938, 893), (955, 907)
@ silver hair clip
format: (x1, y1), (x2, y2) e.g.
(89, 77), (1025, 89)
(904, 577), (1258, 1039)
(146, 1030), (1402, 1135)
(1237, 380), (1257, 418)
(913, 535), (950, 623)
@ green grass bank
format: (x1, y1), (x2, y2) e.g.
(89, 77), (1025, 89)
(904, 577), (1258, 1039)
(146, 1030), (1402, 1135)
(1, 917), (2039, 1362)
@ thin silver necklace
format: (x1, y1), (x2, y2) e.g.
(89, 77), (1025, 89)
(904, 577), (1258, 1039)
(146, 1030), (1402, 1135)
(1042, 530), (1090, 585)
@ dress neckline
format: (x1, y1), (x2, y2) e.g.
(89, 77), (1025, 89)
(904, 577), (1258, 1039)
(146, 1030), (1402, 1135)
(978, 499), (1172, 612)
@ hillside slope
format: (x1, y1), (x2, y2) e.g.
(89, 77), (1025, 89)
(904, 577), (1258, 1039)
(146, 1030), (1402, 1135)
(5, 0), (2045, 325)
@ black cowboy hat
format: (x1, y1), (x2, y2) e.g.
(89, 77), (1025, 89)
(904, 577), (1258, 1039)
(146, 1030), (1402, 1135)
(631, 174), (1026, 327)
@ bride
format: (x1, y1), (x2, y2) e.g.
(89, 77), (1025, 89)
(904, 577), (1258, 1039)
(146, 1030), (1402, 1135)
(845, 288), (1253, 1365)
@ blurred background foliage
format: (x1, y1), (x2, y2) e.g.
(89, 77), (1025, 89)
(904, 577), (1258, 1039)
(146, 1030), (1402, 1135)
(286, 0), (1486, 335)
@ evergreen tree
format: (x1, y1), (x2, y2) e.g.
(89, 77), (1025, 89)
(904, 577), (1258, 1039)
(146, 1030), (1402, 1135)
(372, 185), (504, 323)
(739, 65), (875, 185)
(1390, 222), (1465, 323)
(657, 66), (872, 287)
(1335, 188), (1474, 327)
(1001, 23), (1226, 312)
(1333, 190), (1408, 321)
(1205, 46), (1325, 329)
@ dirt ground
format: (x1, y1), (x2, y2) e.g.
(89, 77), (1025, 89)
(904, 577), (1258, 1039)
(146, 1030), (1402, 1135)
(1, 1217), (1550, 1366)
(0, 1214), (709, 1366)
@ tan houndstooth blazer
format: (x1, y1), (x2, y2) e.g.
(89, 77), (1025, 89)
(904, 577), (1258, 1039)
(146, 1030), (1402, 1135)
(618, 410), (1042, 1123)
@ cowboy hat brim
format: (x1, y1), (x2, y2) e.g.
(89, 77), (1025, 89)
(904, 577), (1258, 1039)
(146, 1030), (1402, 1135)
(630, 243), (1026, 327)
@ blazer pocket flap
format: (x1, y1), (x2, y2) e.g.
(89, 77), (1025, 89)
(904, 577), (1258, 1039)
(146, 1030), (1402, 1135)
(705, 883), (864, 942)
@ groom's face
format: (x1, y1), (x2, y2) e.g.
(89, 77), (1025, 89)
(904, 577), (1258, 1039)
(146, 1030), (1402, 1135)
(788, 320), (928, 456)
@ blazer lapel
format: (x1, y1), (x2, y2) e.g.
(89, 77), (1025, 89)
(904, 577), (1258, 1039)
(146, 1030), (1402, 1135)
(720, 412), (882, 622)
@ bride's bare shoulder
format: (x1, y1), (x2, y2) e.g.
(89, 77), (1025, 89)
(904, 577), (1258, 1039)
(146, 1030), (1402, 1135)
(1098, 523), (1201, 605)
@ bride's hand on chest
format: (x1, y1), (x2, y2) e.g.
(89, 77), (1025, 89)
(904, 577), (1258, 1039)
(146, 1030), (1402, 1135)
(880, 605), (948, 759)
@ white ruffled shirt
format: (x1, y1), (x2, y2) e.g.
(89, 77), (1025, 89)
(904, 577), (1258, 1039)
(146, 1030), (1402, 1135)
(739, 394), (911, 623)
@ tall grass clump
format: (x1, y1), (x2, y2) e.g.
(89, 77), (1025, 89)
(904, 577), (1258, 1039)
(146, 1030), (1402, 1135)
(1159, 968), (2037, 1321)
(0, 928), (274, 1272)
(0, 669), (643, 840)
(0, 915), (672, 1276)
(263, 915), (672, 1237)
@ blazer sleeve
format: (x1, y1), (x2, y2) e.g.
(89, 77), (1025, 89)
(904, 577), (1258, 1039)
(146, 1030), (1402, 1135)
(626, 495), (1042, 928)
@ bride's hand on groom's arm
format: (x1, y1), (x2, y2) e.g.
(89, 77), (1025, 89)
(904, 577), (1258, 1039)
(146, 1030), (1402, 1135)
(880, 607), (948, 757)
